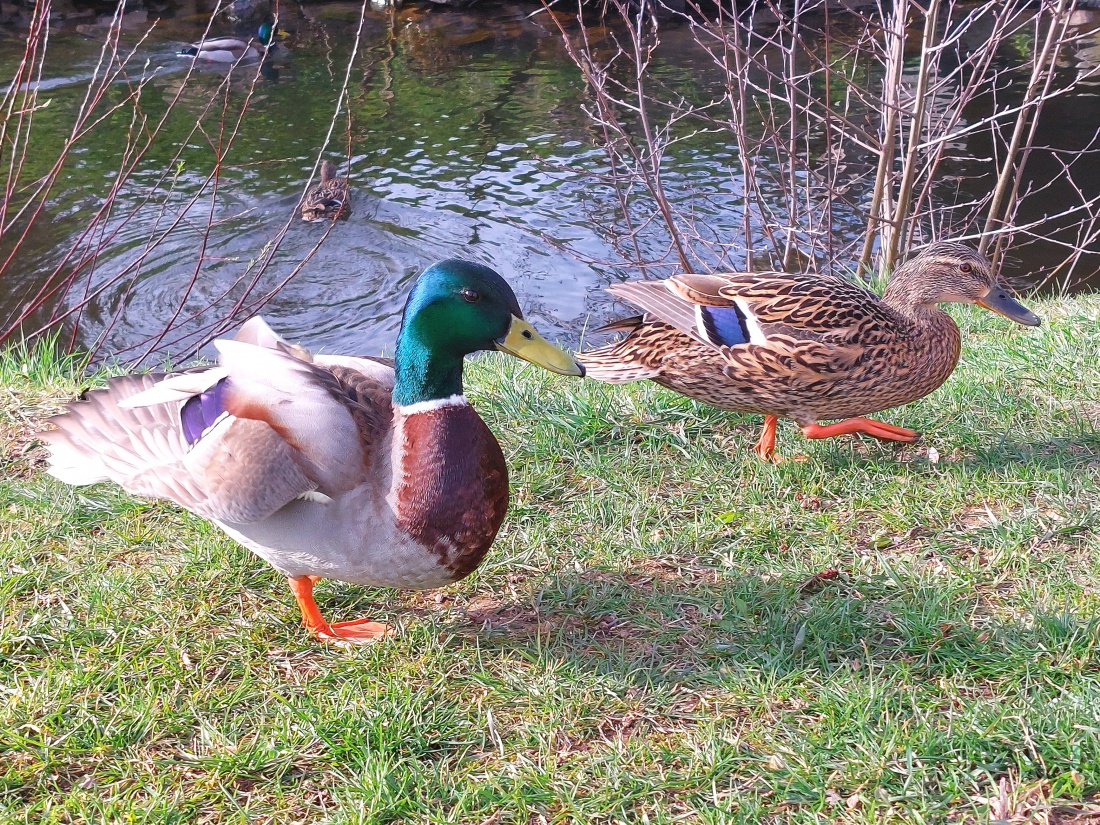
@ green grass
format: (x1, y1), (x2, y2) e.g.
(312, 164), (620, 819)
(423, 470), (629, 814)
(3, 296), (1100, 823)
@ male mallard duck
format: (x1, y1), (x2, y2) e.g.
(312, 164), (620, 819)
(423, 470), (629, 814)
(40, 260), (584, 643)
(581, 242), (1040, 462)
(178, 22), (280, 63)
(300, 161), (351, 222)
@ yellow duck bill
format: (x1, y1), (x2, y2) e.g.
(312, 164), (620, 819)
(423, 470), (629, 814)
(976, 285), (1041, 327)
(495, 316), (585, 376)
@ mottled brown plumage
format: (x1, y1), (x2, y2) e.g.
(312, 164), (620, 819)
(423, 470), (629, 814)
(581, 242), (1040, 460)
(300, 160), (350, 222)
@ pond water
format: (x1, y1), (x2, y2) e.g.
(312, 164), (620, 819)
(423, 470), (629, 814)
(1, 1), (1098, 361)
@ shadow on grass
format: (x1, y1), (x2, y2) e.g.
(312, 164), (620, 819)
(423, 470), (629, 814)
(966, 436), (1100, 469)
(796, 433), (1100, 477)
(438, 567), (1099, 688)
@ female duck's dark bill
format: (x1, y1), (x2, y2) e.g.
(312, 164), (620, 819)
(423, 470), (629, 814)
(495, 316), (586, 377)
(976, 285), (1041, 327)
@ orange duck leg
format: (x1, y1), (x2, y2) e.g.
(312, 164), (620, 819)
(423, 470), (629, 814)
(754, 415), (780, 463)
(288, 575), (392, 643)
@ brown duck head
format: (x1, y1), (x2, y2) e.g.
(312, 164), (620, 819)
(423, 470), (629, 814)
(882, 241), (1040, 326)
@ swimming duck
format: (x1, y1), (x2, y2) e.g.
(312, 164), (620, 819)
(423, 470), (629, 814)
(580, 242), (1040, 462)
(178, 22), (281, 63)
(301, 161), (351, 222)
(41, 260), (585, 643)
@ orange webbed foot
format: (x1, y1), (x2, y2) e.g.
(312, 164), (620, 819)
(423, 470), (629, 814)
(321, 618), (394, 642)
(287, 575), (393, 645)
(801, 417), (919, 445)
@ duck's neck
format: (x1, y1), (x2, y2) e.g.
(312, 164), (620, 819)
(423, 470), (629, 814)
(393, 329), (465, 407)
(882, 266), (962, 377)
(883, 289), (945, 323)
(882, 264), (946, 324)
(388, 328), (506, 582)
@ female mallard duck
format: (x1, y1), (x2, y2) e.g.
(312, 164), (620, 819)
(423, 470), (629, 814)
(581, 242), (1040, 462)
(178, 22), (280, 63)
(41, 260), (584, 643)
(301, 161), (351, 222)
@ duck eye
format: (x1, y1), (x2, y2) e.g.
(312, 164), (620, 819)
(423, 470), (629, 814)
(959, 262), (973, 274)
(461, 288), (480, 303)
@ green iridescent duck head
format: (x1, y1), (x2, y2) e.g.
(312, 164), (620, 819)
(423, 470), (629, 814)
(393, 259), (584, 406)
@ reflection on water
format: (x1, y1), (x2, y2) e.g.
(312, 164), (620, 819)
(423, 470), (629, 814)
(0, 2), (1097, 360)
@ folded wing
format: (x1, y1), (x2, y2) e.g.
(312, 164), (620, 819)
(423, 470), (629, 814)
(593, 270), (903, 380)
